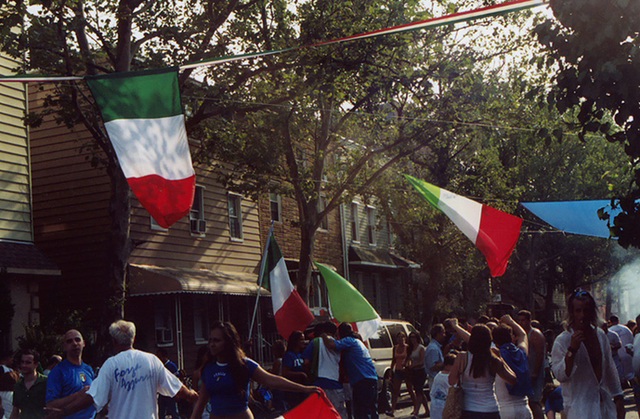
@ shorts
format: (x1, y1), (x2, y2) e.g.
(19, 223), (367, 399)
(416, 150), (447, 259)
(409, 367), (427, 389)
(392, 369), (406, 381)
(462, 411), (500, 419)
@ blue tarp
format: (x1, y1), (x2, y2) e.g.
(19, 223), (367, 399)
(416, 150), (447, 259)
(520, 200), (620, 239)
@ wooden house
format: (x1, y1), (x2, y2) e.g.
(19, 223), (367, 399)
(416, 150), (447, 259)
(0, 54), (59, 353)
(28, 83), (273, 370)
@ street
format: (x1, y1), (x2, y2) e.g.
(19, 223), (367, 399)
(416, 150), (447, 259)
(385, 387), (640, 418)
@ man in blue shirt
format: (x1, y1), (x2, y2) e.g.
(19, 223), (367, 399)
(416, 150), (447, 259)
(322, 322), (378, 418)
(45, 330), (96, 419)
(424, 324), (446, 384)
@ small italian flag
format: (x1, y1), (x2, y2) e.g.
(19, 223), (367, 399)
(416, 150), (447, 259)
(275, 391), (340, 419)
(314, 261), (381, 341)
(86, 68), (196, 228)
(260, 234), (314, 339)
(405, 174), (522, 277)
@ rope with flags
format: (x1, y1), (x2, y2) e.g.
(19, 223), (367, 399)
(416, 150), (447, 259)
(0, 0), (547, 82)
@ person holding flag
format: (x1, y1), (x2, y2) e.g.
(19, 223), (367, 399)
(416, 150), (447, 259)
(190, 322), (320, 419)
(321, 323), (378, 419)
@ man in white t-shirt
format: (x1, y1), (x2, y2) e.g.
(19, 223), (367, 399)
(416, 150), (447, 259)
(302, 321), (346, 418)
(609, 315), (634, 384)
(46, 320), (198, 418)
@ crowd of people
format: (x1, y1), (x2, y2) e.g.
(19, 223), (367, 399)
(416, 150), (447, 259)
(3, 289), (640, 418)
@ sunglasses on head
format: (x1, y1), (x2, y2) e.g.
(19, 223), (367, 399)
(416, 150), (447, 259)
(572, 288), (589, 298)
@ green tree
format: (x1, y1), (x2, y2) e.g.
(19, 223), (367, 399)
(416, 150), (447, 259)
(534, 0), (640, 248)
(199, 0), (540, 302)
(0, 0), (308, 320)
(373, 61), (633, 326)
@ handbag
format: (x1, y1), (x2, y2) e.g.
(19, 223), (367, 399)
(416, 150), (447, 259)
(442, 352), (467, 419)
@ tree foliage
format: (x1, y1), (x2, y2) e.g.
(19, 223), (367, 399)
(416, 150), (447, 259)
(372, 58), (633, 326)
(534, 0), (640, 248)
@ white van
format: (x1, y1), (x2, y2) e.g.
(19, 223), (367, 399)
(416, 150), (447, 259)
(365, 319), (419, 380)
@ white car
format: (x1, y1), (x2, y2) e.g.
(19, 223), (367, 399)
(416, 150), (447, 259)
(365, 319), (419, 380)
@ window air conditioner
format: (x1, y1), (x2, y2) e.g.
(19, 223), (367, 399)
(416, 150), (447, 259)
(190, 219), (206, 234)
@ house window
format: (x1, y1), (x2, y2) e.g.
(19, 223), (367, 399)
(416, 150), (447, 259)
(269, 193), (282, 222)
(318, 195), (329, 231)
(228, 193), (243, 240)
(150, 216), (169, 232)
(193, 296), (210, 344)
(350, 202), (360, 242)
(366, 206), (376, 245)
(190, 185), (206, 235)
(154, 303), (173, 346)
(387, 220), (395, 248)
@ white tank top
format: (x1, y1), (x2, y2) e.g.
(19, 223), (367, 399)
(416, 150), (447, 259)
(460, 352), (499, 412)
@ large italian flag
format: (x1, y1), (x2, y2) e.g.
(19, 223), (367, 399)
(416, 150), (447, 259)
(260, 234), (314, 339)
(86, 68), (195, 228)
(405, 174), (522, 277)
(314, 261), (381, 341)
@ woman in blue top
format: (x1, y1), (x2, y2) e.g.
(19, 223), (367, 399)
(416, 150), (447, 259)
(191, 322), (319, 419)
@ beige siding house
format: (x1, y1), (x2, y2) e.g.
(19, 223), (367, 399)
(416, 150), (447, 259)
(28, 83), (271, 370)
(0, 54), (59, 352)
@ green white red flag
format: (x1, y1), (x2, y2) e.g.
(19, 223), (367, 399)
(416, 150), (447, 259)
(405, 174), (522, 277)
(85, 68), (195, 228)
(260, 234), (314, 339)
(314, 261), (381, 341)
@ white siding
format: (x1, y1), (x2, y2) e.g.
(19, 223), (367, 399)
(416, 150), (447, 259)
(0, 54), (32, 242)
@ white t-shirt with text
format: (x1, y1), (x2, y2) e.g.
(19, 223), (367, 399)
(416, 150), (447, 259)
(87, 349), (182, 418)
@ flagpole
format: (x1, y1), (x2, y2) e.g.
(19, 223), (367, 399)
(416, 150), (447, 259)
(249, 221), (274, 339)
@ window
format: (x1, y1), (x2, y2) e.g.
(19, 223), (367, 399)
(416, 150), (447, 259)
(350, 202), (360, 242)
(193, 296), (210, 344)
(150, 216), (168, 231)
(190, 185), (206, 235)
(154, 302), (173, 346)
(387, 220), (395, 248)
(368, 324), (392, 349)
(228, 193), (243, 240)
(318, 195), (329, 231)
(269, 193), (281, 222)
(366, 206), (376, 245)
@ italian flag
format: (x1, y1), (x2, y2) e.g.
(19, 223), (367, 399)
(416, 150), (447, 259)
(276, 391), (340, 419)
(260, 234), (314, 339)
(314, 261), (381, 341)
(405, 174), (522, 276)
(86, 68), (195, 228)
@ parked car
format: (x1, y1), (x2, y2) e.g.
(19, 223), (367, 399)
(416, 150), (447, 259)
(365, 319), (419, 380)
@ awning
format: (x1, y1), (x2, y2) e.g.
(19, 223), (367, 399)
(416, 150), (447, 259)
(348, 246), (420, 269)
(0, 241), (60, 276)
(521, 200), (619, 239)
(128, 264), (267, 297)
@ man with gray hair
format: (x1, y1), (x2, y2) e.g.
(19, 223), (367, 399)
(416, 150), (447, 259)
(46, 320), (197, 418)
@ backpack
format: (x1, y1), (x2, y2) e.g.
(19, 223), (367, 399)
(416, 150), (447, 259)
(499, 343), (534, 397)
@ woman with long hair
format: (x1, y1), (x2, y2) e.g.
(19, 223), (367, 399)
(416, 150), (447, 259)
(449, 323), (516, 419)
(405, 331), (429, 417)
(190, 322), (318, 419)
(389, 331), (410, 416)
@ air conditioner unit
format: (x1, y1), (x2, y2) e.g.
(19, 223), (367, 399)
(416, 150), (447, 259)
(190, 219), (206, 234)
(155, 328), (173, 344)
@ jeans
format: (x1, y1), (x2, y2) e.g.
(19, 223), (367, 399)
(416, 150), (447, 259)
(352, 378), (378, 419)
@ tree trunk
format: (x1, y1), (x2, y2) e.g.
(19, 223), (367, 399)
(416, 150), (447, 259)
(297, 220), (316, 304)
(105, 164), (132, 321)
